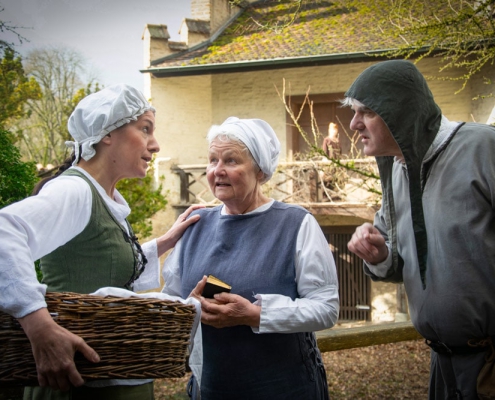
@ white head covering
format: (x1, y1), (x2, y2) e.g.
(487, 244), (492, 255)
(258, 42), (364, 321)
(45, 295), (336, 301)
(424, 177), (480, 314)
(207, 116), (280, 184)
(66, 83), (155, 165)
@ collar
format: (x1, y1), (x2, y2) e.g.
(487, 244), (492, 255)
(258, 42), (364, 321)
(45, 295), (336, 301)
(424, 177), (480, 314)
(423, 116), (462, 163)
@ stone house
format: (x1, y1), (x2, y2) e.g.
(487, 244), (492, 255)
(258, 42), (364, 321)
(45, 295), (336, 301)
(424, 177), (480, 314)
(140, 0), (495, 323)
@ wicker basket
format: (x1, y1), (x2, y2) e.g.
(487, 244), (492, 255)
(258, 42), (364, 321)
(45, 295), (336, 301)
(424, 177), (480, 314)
(0, 291), (196, 386)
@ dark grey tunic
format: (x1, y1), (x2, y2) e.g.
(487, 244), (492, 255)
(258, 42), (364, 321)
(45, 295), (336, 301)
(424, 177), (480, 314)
(346, 60), (495, 399)
(373, 122), (495, 398)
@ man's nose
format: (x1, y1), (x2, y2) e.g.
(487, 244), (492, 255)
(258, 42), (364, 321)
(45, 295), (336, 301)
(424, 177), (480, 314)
(349, 114), (362, 131)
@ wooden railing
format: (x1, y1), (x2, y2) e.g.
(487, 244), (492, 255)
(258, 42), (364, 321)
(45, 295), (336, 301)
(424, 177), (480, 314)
(316, 321), (423, 353)
(172, 159), (380, 206)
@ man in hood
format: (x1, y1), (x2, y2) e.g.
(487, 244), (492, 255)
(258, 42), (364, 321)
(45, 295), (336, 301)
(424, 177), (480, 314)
(346, 60), (495, 399)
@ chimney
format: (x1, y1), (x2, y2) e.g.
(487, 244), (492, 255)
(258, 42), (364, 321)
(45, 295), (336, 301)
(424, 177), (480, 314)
(188, 0), (240, 39)
(142, 24), (171, 67)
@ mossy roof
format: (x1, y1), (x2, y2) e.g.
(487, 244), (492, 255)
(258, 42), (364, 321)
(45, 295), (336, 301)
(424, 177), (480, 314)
(147, 0), (408, 73)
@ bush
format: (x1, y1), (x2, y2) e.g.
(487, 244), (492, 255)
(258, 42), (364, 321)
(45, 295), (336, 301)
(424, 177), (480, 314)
(0, 129), (38, 209)
(116, 160), (168, 239)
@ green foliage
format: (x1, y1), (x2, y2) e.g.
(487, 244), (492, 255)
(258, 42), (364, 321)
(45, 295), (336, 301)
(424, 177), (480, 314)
(347, 0), (495, 93)
(116, 161), (168, 239)
(68, 83), (101, 119)
(226, 0), (494, 94)
(0, 129), (38, 208)
(0, 48), (41, 130)
(0, 48), (40, 207)
(34, 259), (43, 283)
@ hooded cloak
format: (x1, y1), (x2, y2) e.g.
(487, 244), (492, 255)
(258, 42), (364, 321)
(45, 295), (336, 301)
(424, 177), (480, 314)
(345, 60), (442, 288)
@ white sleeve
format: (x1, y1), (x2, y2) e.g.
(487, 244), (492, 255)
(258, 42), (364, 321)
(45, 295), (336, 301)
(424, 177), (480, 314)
(160, 239), (183, 297)
(253, 213), (340, 334)
(133, 239), (161, 292)
(0, 176), (91, 318)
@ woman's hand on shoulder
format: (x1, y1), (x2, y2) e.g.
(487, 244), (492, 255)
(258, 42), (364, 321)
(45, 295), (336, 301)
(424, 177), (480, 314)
(156, 204), (205, 256)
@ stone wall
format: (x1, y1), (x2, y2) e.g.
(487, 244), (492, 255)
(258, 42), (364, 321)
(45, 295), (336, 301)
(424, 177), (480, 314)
(371, 281), (400, 323)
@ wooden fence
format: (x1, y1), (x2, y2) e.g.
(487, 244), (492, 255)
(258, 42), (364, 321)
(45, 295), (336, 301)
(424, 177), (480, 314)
(172, 159), (380, 206)
(316, 321), (423, 353)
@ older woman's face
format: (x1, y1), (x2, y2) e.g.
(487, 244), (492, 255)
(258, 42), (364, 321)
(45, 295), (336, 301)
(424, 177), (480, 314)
(206, 139), (262, 208)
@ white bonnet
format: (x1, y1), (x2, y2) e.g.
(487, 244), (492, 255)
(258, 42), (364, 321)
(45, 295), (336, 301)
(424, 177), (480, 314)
(66, 83), (155, 165)
(207, 116), (280, 184)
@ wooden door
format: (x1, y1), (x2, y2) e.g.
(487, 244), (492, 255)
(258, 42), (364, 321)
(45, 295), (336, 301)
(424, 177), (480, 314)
(323, 226), (372, 321)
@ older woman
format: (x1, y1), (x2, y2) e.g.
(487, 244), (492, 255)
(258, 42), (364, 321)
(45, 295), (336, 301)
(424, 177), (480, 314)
(162, 116), (340, 400)
(0, 84), (202, 400)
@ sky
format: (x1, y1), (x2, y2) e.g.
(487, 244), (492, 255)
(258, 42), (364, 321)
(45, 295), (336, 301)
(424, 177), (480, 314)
(1, 0), (191, 91)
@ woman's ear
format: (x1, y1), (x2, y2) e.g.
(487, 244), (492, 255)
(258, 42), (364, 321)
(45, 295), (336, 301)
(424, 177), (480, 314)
(100, 133), (112, 145)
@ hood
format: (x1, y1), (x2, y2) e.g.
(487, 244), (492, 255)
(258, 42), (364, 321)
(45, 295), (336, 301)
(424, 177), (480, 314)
(346, 60), (442, 288)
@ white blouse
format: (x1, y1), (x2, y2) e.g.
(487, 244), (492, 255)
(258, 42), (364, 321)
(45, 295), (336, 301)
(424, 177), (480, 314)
(0, 167), (160, 319)
(162, 200), (340, 334)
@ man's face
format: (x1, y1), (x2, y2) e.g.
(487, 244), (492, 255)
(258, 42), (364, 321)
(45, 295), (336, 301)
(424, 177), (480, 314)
(349, 100), (403, 158)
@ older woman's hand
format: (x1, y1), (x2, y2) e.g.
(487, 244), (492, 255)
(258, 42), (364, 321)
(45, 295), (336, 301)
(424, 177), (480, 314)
(199, 293), (261, 329)
(188, 277), (261, 328)
(189, 275), (208, 302)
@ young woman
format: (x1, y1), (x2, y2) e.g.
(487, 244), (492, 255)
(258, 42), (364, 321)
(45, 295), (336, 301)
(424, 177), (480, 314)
(0, 84), (202, 399)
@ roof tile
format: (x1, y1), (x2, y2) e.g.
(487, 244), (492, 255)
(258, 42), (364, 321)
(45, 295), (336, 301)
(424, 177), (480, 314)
(152, 0), (403, 68)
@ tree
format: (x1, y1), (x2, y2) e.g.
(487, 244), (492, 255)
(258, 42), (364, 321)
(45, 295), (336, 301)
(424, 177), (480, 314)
(275, 79), (381, 202)
(362, 0), (495, 93)
(0, 48), (41, 130)
(116, 160), (168, 239)
(14, 46), (95, 166)
(0, 129), (37, 209)
(0, 46), (40, 208)
(232, 0), (494, 92)
(0, 6), (28, 52)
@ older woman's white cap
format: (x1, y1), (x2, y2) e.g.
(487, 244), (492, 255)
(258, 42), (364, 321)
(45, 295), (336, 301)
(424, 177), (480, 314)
(207, 116), (280, 184)
(66, 83), (155, 165)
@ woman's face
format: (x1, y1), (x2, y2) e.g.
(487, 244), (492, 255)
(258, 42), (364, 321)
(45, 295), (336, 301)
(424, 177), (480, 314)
(206, 138), (262, 209)
(110, 111), (159, 178)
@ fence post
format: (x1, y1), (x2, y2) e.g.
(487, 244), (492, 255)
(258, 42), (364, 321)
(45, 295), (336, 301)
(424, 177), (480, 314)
(171, 167), (190, 204)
